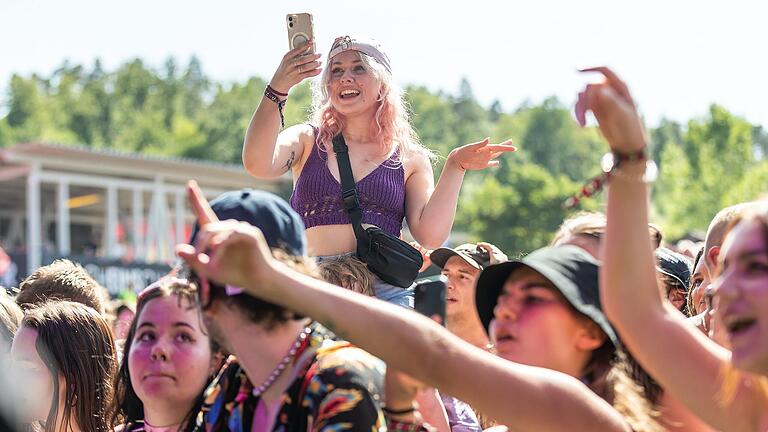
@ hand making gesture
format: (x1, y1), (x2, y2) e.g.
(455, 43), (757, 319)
(446, 138), (517, 171)
(176, 181), (278, 303)
(574, 66), (647, 153)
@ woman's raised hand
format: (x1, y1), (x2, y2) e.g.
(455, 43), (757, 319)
(575, 67), (647, 153)
(447, 138), (516, 171)
(269, 42), (323, 94)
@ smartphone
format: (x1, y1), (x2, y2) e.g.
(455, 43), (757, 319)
(414, 276), (447, 325)
(286, 13), (315, 52)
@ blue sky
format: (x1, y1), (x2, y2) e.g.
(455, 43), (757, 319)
(2, 0), (767, 127)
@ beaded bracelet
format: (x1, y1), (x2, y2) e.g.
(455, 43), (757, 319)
(382, 405), (418, 415)
(266, 84), (288, 98)
(264, 86), (286, 128)
(386, 419), (435, 432)
(563, 148), (655, 209)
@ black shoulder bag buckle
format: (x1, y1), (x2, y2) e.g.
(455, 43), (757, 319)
(332, 134), (423, 288)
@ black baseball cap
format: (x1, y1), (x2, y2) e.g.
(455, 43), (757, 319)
(655, 247), (692, 290)
(475, 245), (619, 348)
(189, 189), (307, 256)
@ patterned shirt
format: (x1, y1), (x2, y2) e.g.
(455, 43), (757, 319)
(440, 394), (482, 432)
(195, 323), (386, 432)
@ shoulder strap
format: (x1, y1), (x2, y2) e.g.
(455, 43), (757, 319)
(332, 134), (369, 242)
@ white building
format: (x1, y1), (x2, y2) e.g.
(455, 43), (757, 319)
(0, 143), (288, 295)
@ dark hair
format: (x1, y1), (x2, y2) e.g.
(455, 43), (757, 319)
(685, 247), (705, 315)
(16, 260), (108, 315)
(0, 293), (22, 349)
(658, 273), (689, 315)
(110, 277), (220, 432)
(114, 302), (135, 317)
(22, 301), (117, 432)
(202, 250), (318, 330)
(563, 305), (662, 432)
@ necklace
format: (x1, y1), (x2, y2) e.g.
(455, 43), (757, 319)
(142, 419), (182, 432)
(252, 326), (312, 397)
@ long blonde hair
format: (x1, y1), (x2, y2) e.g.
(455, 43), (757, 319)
(310, 50), (434, 162)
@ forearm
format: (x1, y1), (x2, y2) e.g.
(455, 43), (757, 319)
(257, 263), (628, 431)
(242, 95), (284, 178)
(412, 160), (465, 249)
(602, 173), (754, 430)
(602, 166), (662, 324)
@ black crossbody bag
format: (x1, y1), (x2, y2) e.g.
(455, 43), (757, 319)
(332, 134), (423, 288)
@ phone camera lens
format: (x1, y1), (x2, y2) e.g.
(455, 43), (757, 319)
(288, 16), (293, 21)
(289, 22), (294, 28)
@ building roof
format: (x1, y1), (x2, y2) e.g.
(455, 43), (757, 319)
(0, 142), (289, 191)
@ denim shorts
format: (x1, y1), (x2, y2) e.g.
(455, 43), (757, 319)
(315, 252), (415, 308)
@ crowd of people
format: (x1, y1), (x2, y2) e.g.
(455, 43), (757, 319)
(0, 34), (766, 432)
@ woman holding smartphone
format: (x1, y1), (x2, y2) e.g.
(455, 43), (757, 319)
(242, 34), (515, 306)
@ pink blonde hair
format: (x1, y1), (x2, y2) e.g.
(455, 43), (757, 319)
(310, 51), (434, 163)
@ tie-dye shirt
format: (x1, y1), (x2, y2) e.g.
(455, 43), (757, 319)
(196, 323), (386, 432)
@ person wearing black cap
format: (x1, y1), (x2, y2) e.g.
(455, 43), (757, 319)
(430, 242), (507, 351)
(181, 204), (658, 432)
(475, 245), (660, 431)
(429, 242), (507, 431)
(475, 246), (619, 376)
(185, 189), (387, 432)
(655, 247), (692, 314)
(552, 214), (716, 431)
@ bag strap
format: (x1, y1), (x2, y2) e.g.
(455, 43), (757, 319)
(332, 134), (370, 244)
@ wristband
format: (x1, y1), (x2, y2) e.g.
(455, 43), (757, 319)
(386, 419), (434, 432)
(382, 405), (418, 415)
(563, 147), (655, 209)
(264, 87), (286, 128)
(266, 84), (288, 98)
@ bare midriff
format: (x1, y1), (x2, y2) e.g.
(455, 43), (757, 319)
(305, 223), (378, 257)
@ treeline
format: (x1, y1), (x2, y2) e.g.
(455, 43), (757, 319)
(1, 58), (766, 254)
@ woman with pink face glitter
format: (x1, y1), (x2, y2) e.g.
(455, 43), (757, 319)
(110, 277), (222, 432)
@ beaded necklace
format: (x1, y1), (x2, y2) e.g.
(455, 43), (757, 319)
(142, 420), (182, 432)
(252, 326), (312, 397)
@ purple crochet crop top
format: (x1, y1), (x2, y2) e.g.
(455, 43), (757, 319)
(290, 132), (406, 237)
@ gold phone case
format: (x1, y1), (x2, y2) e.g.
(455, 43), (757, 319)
(287, 13), (314, 51)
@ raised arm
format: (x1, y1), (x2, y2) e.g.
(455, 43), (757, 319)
(405, 140), (515, 249)
(178, 187), (628, 432)
(242, 43), (321, 179)
(580, 67), (766, 431)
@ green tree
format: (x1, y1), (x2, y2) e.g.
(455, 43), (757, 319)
(450, 78), (491, 149)
(722, 161), (768, 204)
(513, 97), (605, 182)
(458, 162), (590, 256)
(405, 85), (458, 162)
(652, 105), (757, 239)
